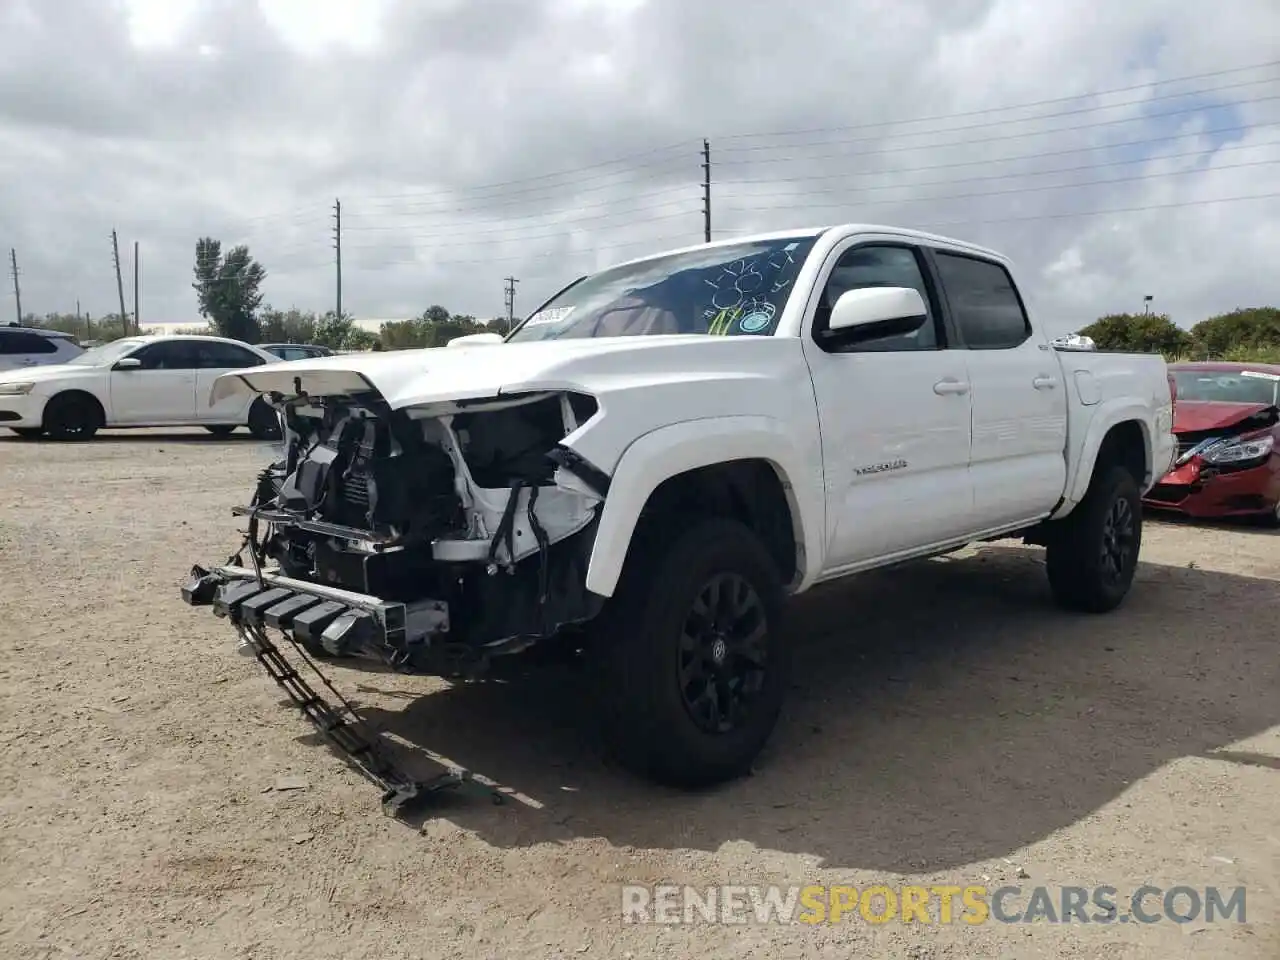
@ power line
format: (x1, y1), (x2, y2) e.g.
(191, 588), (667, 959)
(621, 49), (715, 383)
(9, 248), (21, 323)
(715, 92), (1280, 162)
(716, 60), (1280, 141)
(133, 240), (140, 331)
(702, 139), (712, 243)
(343, 180), (697, 220)
(111, 230), (129, 334)
(274, 193), (1279, 272)
(711, 158), (1280, 217)
(717, 123), (1262, 184)
(319, 156), (1275, 251)
(333, 198), (342, 319)
(714, 141), (1280, 201)
(503, 276), (519, 334)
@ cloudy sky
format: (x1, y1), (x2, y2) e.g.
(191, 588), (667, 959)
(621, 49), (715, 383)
(1, 0), (1277, 335)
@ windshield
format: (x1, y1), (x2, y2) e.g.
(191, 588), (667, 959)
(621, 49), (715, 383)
(507, 234), (821, 342)
(66, 338), (145, 366)
(1172, 369), (1279, 405)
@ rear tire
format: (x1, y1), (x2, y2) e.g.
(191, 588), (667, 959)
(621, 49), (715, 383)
(1046, 465), (1142, 612)
(247, 399), (281, 441)
(42, 393), (102, 441)
(592, 516), (789, 787)
(204, 425), (236, 437)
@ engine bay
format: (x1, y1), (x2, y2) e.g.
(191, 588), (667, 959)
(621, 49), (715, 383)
(239, 389), (607, 675)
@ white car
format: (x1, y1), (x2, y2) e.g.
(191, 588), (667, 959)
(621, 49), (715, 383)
(0, 324), (85, 372)
(183, 223), (1176, 796)
(0, 334), (281, 441)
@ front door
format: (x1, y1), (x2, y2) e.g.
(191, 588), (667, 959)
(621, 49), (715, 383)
(108, 340), (199, 423)
(929, 250), (1068, 528)
(801, 241), (975, 572)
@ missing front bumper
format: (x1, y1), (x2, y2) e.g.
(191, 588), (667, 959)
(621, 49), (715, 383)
(184, 562), (449, 662)
(180, 564), (491, 817)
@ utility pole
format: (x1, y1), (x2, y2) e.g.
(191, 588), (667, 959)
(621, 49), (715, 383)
(111, 230), (128, 334)
(702, 138), (712, 243)
(504, 276), (519, 334)
(133, 241), (140, 334)
(8, 248), (21, 324)
(333, 199), (342, 320)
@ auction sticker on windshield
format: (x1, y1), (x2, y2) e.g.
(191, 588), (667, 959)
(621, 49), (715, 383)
(738, 302), (776, 334)
(526, 306), (574, 327)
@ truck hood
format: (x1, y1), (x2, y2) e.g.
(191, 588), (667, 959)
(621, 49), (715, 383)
(1173, 400), (1278, 433)
(211, 335), (789, 409)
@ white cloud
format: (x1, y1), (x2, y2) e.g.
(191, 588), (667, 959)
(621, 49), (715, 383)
(1, 0), (1277, 331)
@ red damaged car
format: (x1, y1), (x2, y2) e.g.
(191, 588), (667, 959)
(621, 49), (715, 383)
(1144, 361), (1280, 524)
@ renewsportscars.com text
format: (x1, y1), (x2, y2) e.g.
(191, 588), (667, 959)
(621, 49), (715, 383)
(621, 884), (1247, 926)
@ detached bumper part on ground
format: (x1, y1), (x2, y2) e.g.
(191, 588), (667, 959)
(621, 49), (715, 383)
(181, 562), (490, 817)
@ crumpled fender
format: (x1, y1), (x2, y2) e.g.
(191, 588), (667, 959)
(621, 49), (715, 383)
(1055, 399), (1162, 517)
(581, 415), (825, 598)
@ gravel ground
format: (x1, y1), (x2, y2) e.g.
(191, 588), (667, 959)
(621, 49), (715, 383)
(1, 429), (1277, 960)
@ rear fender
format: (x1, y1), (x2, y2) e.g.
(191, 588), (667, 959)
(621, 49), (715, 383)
(581, 416), (823, 597)
(1055, 401), (1156, 517)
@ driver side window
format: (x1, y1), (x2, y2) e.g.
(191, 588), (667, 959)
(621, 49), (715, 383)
(815, 244), (941, 352)
(130, 341), (199, 370)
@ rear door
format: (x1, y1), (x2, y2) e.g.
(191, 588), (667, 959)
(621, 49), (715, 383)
(194, 341), (267, 422)
(109, 340), (199, 423)
(802, 238), (976, 571)
(927, 249), (1068, 528)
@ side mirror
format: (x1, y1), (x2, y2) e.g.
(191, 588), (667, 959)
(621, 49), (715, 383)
(446, 333), (504, 348)
(825, 286), (928, 341)
(113, 356), (143, 370)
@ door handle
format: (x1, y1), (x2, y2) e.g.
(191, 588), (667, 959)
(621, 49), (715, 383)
(933, 379), (970, 396)
(1033, 375), (1059, 390)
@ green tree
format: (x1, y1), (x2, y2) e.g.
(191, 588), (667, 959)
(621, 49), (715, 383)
(193, 237), (267, 343)
(1078, 313), (1190, 357)
(345, 328), (380, 351)
(28, 311), (131, 342)
(259, 306), (318, 344)
(378, 319), (428, 350)
(1189, 307), (1280, 358)
(313, 311), (363, 350)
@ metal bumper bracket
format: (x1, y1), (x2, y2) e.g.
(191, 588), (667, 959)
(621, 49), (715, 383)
(181, 564), (484, 818)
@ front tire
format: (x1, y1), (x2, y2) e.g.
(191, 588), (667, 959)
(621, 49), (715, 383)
(247, 399), (281, 441)
(593, 516), (789, 787)
(1046, 465), (1142, 612)
(42, 393), (102, 441)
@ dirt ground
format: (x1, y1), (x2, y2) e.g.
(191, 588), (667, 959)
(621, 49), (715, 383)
(1, 429), (1278, 960)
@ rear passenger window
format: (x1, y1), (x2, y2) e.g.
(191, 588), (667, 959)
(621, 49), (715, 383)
(933, 253), (1031, 349)
(0, 331), (57, 354)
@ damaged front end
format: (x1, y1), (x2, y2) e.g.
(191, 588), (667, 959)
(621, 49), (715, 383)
(180, 384), (610, 814)
(184, 385), (609, 677)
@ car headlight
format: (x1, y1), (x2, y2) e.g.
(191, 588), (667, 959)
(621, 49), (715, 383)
(1202, 433), (1274, 465)
(0, 382), (35, 396)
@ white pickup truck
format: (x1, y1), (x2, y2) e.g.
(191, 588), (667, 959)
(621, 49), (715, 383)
(181, 224), (1176, 801)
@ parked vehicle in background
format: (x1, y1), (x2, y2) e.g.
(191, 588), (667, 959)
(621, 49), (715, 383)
(1144, 361), (1280, 524)
(182, 223), (1176, 797)
(260, 343), (336, 362)
(0, 324), (84, 372)
(0, 334), (281, 441)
